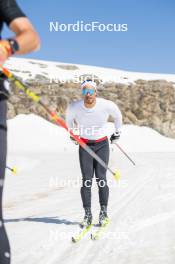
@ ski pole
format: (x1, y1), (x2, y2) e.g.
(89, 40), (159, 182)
(114, 143), (136, 166)
(6, 166), (17, 175)
(1, 67), (121, 181)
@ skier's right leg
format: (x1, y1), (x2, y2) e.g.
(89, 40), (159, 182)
(79, 145), (94, 208)
(79, 145), (94, 225)
(0, 99), (11, 264)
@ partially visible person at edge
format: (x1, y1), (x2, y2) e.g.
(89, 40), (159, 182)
(66, 79), (122, 227)
(0, 0), (40, 263)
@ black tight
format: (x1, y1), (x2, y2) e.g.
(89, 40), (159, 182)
(0, 99), (10, 264)
(79, 139), (109, 208)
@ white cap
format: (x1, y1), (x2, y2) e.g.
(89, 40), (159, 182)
(80, 80), (97, 90)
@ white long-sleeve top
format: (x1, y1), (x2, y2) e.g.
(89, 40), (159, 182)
(66, 98), (122, 140)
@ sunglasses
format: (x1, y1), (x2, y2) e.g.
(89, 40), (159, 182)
(82, 88), (95, 96)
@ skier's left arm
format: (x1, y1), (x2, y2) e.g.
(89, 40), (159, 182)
(107, 100), (122, 143)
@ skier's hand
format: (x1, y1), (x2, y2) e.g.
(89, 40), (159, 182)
(69, 128), (79, 145)
(110, 131), (120, 144)
(0, 72), (11, 99)
(70, 135), (78, 145)
(0, 40), (12, 66)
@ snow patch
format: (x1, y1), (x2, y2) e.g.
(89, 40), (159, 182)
(7, 114), (175, 153)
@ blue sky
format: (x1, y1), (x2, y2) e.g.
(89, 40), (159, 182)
(3, 0), (175, 73)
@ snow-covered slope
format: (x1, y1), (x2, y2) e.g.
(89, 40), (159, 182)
(3, 114), (175, 264)
(4, 57), (175, 84)
(7, 114), (175, 153)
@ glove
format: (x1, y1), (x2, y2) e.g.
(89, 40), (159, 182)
(70, 135), (78, 145)
(70, 128), (79, 145)
(0, 72), (11, 99)
(110, 131), (120, 144)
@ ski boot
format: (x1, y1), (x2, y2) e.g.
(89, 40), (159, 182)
(80, 207), (92, 228)
(99, 205), (109, 226)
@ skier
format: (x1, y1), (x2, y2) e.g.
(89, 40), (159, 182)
(0, 1), (40, 263)
(66, 79), (122, 227)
